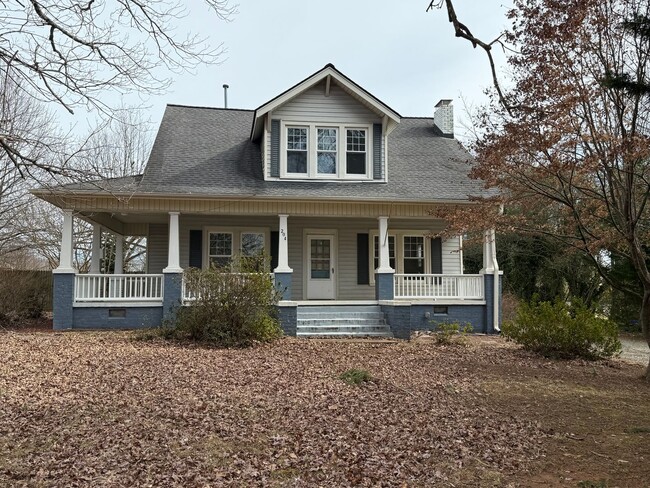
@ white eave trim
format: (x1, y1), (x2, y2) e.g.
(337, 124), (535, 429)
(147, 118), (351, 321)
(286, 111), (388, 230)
(250, 65), (401, 140)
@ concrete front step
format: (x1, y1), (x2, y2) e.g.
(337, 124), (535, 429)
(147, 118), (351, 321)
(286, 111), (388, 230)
(298, 318), (386, 326)
(297, 330), (393, 338)
(296, 305), (392, 338)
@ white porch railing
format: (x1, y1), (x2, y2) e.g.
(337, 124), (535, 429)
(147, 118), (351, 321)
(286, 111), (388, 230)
(74, 274), (164, 302)
(183, 273), (275, 302)
(394, 274), (484, 300)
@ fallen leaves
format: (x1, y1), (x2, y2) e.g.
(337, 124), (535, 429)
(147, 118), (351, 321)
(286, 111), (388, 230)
(0, 332), (546, 486)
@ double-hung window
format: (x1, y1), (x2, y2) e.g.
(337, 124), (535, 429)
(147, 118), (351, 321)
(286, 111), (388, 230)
(403, 236), (425, 274)
(317, 128), (337, 175)
(287, 127), (308, 174)
(209, 232), (233, 268)
(346, 129), (367, 175)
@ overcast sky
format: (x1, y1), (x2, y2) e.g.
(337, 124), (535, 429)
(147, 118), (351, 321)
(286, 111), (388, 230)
(72, 1), (513, 137)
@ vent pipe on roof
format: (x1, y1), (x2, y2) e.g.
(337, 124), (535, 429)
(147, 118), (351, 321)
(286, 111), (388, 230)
(434, 99), (454, 138)
(223, 84), (229, 109)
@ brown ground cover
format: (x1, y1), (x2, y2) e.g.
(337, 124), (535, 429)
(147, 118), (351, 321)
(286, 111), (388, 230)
(0, 332), (647, 487)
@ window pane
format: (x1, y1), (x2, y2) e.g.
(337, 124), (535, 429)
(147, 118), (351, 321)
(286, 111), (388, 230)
(209, 233), (232, 256)
(346, 129), (366, 151)
(287, 151), (307, 173)
(241, 233), (264, 256)
(317, 128), (337, 151)
(317, 152), (336, 174)
(346, 152), (366, 174)
(210, 256), (231, 268)
(287, 128), (307, 150)
(404, 258), (425, 274)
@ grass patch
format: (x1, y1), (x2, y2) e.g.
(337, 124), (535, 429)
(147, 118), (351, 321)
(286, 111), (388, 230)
(624, 426), (650, 434)
(339, 368), (372, 386)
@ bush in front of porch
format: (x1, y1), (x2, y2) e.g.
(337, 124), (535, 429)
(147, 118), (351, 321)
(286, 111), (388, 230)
(164, 256), (283, 347)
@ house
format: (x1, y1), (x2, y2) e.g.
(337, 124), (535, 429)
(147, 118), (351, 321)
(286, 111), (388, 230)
(34, 64), (502, 338)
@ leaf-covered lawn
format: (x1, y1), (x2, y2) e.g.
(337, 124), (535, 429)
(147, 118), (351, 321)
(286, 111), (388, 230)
(0, 332), (647, 487)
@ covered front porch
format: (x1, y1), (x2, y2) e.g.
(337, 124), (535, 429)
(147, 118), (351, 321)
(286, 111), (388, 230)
(51, 200), (502, 337)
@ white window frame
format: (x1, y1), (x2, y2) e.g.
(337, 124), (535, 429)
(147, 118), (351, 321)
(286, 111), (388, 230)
(280, 121), (373, 180)
(344, 128), (369, 178)
(369, 231), (431, 284)
(207, 231), (233, 269)
(203, 227), (270, 270)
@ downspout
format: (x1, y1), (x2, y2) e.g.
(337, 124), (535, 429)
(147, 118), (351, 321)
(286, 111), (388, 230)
(490, 228), (500, 332)
(491, 205), (504, 332)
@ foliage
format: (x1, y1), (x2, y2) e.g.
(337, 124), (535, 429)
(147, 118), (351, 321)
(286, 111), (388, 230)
(502, 297), (621, 360)
(339, 368), (373, 386)
(434, 0), (650, 378)
(0, 269), (51, 322)
(464, 233), (606, 306)
(432, 321), (473, 345)
(165, 256), (283, 347)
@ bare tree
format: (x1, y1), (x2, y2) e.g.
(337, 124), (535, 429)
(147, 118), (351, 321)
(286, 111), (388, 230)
(431, 0), (650, 379)
(0, 0), (235, 176)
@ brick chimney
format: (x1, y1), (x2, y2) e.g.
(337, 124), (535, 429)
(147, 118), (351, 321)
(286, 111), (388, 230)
(434, 99), (454, 138)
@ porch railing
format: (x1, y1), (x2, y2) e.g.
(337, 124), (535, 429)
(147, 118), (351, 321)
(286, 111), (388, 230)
(182, 273), (275, 302)
(394, 274), (484, 300)
(74, 274), (164, 302)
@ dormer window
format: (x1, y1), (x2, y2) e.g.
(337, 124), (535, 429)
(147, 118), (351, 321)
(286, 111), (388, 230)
(287, 127), (308, 174)
(346, 129), (367, 175)
(281, 122), (371, 180)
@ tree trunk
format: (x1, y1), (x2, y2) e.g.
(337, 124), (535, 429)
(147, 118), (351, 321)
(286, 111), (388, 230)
(641, 289), (650, 381)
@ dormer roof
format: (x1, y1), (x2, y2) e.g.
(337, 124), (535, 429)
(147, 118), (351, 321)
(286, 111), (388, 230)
(250, 63), (401, 140)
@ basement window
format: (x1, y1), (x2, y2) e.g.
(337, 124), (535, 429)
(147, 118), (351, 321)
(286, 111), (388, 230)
(108, 309), (127, 318)
(432, 306), (448, 315)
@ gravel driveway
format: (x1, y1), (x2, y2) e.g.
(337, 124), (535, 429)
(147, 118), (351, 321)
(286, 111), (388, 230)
(620, 336), (648, 365)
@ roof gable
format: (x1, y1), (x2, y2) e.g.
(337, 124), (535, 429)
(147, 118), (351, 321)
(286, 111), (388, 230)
(250, 64), (401, 140)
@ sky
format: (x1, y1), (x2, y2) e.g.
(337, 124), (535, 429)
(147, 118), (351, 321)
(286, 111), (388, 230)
(67, 1), (512, 138)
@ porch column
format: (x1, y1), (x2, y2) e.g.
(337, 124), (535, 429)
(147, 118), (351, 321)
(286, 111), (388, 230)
(56, 209), (75, 273)
(375, 216), (395, 300)
(114, 234), (124, 274)
(481, 229), (502, 333)
(274, 214), (293, 302)
(163, 212), (183, 322)
(90, 225), (101, 273)
(164, 212), (182, 273)
(53, 209), (75, 330)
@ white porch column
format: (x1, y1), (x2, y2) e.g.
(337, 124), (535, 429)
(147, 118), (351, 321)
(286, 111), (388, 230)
(274, 214), (293, 272)
(480, 230), (495, 273)
(114, 234), (124, 274)
(164, 211), (182, 273)
(377, 216), (393, 272)
(55, 209), (75, 273)
(90, 225), (101, 273)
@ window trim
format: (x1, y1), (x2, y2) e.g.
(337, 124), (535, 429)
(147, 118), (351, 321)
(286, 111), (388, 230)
(345, 128), (368, 177)
(280, 121), (373, 180)
(207, 231), (233, 269)
(203, 227), (269, 270)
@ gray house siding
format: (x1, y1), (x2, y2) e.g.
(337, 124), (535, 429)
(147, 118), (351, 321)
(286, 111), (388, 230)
(265, 80), (384, 179)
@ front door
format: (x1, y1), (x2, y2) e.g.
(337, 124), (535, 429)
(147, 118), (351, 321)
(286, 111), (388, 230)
(307, 235), (335, 299)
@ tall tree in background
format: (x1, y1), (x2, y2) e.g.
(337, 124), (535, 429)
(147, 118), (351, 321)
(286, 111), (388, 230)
(431, 0), (650, 379)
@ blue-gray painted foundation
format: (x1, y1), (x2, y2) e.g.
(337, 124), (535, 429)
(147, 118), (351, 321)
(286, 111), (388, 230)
(375, 272), (395, 300)
(53, 272), (75, 330)
(162, 272), (183, 324)
(381, 304), (487, 339)
(274, 272), (293, 301)
(72, 306), (163, 329)
(277, 304), (297, 336)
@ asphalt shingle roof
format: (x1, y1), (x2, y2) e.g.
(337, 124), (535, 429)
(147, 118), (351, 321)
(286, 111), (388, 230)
(47, 105), (487, 202)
